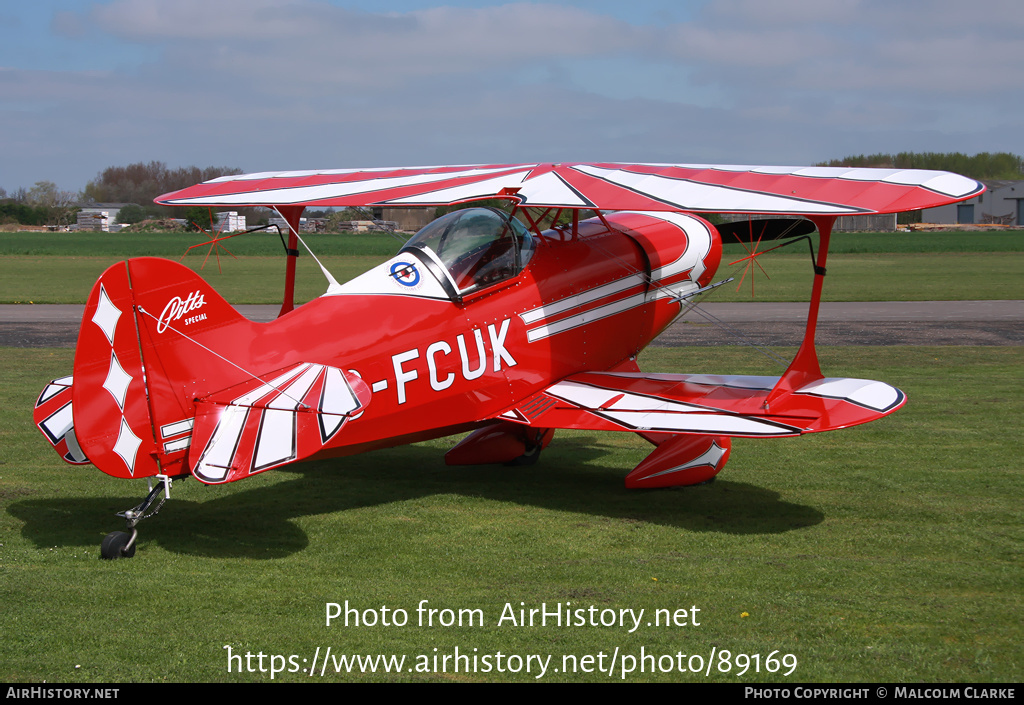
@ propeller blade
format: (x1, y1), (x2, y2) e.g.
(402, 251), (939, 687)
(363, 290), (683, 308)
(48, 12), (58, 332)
(717, 218), (816, 244)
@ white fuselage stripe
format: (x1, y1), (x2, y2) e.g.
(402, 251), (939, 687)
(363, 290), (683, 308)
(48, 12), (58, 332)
(519, 212), (711, 342)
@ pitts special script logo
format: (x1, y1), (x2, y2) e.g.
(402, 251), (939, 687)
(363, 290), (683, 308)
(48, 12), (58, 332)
(157, 290), (208, 333)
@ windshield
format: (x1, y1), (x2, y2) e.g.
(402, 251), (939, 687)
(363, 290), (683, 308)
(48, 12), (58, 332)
(400, 207), (533, 296)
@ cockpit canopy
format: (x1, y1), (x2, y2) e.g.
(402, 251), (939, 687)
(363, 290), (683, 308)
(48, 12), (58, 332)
(400, 207), (534, 299)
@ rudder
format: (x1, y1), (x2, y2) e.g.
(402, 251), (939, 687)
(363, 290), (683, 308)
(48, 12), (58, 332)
(73, 258), (257, 479)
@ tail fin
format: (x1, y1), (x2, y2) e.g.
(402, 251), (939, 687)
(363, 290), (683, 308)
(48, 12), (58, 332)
(71, 257), (371, 484)
(72, 257), (256, 479)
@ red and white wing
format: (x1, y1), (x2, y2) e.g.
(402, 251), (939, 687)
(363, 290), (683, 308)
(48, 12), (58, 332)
(155, 163), (983, 215)
(498, 371), (906, 438)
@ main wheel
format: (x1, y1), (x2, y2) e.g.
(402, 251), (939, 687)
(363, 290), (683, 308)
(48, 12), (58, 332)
(505, 444), (542, 466)
(100, 531), (136, 560)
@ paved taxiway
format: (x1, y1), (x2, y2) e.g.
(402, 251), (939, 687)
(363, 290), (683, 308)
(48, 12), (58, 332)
(1, 301), (1021, 348)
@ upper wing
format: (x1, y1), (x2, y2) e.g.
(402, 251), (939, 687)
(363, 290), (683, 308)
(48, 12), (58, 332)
(155, 163), (983, 215)
(496, 371), (906, 438)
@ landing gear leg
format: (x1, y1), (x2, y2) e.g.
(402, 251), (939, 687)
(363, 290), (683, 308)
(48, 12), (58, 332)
(505, 442), (542, 466)
(100, 474), (181, 560)
(505, 428), (555, 466)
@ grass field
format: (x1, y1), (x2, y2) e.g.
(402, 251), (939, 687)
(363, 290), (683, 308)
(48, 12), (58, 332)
(2, 346), (1021, 682)
(2, 229), (1022, 256)
(1, 229), (1023, 304)
(2, 226), (1021, 682)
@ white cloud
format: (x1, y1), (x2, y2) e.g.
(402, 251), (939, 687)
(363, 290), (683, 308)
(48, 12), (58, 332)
(1, 0), (1020, 192)
(665, 0), (1024, 97)
(86, 0), (645, 88)
(51, 11), (87, 38)
(92, 0), (405, 41)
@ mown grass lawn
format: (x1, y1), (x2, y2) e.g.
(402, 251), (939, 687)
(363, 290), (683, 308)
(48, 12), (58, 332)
(1, 229), (1022, 304)
(2, 346), (1020, 682)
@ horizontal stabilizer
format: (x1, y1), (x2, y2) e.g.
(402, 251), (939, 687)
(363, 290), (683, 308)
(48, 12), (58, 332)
(34, 376), (90, 466)
(189, 362), (371, 484)
(500, 371), (905, 438)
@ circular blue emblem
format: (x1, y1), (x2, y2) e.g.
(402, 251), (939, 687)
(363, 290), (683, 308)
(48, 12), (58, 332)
(390, 261), (420, 288)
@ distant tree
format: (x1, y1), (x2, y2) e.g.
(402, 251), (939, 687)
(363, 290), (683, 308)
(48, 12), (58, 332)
(115, 204), (148, 225)
(324, 211), (345, 232)
(250, 209), (271, 227)
(26, 180), (79, 227)
(84, 161), (244, 214)
(180, 206), (217, 232)
(818, 152), (1024, 180)
(0, 202), (48, 226)
(340, 207), (374, 220)
(432, 200), (585, 229)
(27, 180), (58, 206)
(434, 199), (513, 219)
(325, 207), (375, 231)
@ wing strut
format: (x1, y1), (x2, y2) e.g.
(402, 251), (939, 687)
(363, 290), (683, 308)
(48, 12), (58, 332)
(276, 205), (304, 317)
(765, 215), (834, 407)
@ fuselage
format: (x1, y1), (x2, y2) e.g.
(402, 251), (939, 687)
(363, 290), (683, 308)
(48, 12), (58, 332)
(255, 210), (722, 458)
(43, 209), (721, 483)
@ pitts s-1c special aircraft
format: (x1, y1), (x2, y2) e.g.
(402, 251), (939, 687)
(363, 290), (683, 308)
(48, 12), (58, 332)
(33, 163), (983, 558)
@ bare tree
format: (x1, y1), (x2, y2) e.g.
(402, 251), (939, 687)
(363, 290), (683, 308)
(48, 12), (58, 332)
(84, 161), (243, 214)
(27, 181), (79, 227)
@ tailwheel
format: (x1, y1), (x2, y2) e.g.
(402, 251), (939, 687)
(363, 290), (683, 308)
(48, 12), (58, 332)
(100, 530), (137, 560)
(100, 474), (184, 559)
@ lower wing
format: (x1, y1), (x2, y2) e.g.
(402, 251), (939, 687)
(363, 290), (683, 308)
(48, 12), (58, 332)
(496, 371), (905, 438)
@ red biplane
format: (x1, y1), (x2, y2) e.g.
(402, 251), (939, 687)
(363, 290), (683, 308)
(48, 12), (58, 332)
(33, 163), (983, 558)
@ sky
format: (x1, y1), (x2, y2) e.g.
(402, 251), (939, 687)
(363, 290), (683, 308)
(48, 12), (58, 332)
(1, 0), (1021, 194)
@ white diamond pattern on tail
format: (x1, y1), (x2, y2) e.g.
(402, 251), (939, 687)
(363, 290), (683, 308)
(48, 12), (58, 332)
(102, 351), (133, 411)
(92, 284), (121, 345)
(113, 418), (142, 474)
